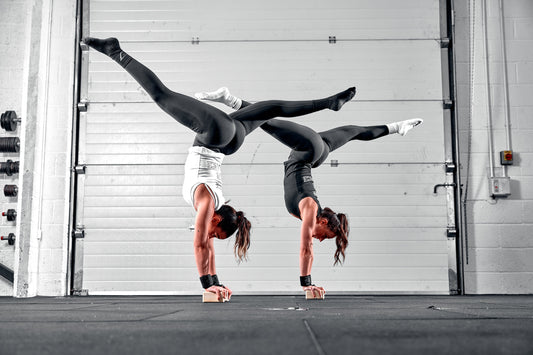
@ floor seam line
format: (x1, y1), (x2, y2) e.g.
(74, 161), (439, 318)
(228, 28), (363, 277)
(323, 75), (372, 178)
(139, 309), (183, 321)
(303, 319), (326, 355)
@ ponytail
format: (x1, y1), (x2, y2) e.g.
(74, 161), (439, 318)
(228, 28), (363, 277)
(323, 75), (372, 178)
(234, 211), (251, 262)
(216, 204), (252, 262)
(333, 213), (349, 266)
(319, 207), (350, 265)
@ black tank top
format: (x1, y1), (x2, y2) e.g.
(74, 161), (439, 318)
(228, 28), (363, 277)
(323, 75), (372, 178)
(283, 158), (322, 219)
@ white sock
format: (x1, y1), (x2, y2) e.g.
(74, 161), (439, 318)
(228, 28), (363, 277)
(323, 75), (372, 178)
(195, 87), (242, 110)
(386, 118), (423, 136)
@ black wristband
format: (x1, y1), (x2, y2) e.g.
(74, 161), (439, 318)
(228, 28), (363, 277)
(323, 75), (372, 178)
(200, 274), (214, 289)
(300, 275), (312, 287)
(212, 274), (225, 288)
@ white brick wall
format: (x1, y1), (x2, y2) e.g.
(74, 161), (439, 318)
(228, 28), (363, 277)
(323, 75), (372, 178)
(33, 0), (76, 296)
(456, 0), (533, 294)
(0, 0), (30, 296)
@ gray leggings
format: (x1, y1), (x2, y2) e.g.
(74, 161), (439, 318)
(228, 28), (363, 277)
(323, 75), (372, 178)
(261, 119), (389, 168)
(114, 56), (347, 155)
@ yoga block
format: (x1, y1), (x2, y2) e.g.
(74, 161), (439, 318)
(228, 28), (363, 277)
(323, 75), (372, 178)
(305, 290), (325, 300)
(203, 291), (229, 303)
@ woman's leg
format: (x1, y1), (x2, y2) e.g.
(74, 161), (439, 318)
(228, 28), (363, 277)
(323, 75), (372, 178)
(310, 119), (423, 167)
(260, 120), (325, 164)
(83, 37), (235, 148)
(319, 118), (423, 152)
(199, 87), (355, 122)
(228, 87), (355, 129)
(319, 125), (389, 152)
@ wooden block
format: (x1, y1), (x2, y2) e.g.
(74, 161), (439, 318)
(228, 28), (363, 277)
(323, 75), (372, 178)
(202, 291), (229, 303)
(305, 290), (325, 300)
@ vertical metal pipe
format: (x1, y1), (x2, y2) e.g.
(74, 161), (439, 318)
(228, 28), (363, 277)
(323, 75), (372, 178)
(482, 0), (495, 178)
(498, 0), (512, 177)
(447, 0), (466, 295)
(68, 0), (84, 294)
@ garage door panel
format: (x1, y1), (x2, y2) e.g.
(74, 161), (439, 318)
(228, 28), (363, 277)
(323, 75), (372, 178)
(84, 265), (447, 284)
(90, 0), (439, 41)
(87, 229), (193, 242)
(85, 174), (183, 187)
(84, 217), (191, 229)
(84, 206), (186, 218)
(83, 227), (446, 244)
(88, 41), (442, 103)
(82, 280), (449, 295)
(87, 238), (445, 260)
(80, 0), (450, 294)
(80, 161), (448, 292)
(84, 101), (445, 165)
(85, 185), (180, 197)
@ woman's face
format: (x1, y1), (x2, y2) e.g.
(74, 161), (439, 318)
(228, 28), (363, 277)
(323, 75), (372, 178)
(209, 215), (229, 240)
(312, 218), (336, 242)
(208, 224), (228, 240)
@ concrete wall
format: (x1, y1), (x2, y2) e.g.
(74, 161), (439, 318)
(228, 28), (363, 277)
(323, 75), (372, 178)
(455, 0), (533, 294)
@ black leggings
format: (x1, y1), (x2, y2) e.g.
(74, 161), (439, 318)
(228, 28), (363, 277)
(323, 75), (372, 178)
(260, 119), (389, 167)
(115, 57), (340, 155)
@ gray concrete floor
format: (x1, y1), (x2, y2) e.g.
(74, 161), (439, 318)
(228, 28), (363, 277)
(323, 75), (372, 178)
(0, 295), (532, 355)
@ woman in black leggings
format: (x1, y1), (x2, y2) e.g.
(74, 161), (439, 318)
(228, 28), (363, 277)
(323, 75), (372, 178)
(197, 87), (422, 297)
(83, 37), (355, 299)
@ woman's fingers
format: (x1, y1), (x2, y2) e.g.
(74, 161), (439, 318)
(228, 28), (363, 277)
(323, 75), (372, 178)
(303, 285), (326, 298)
(206, 286), (230, 301)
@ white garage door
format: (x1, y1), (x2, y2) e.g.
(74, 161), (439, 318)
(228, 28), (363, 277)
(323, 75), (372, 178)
(74, 0), (452, 294)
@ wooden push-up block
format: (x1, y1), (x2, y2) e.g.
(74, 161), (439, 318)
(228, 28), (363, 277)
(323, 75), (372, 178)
(202, 291), (229, 303)
(305, 290), (326, 300)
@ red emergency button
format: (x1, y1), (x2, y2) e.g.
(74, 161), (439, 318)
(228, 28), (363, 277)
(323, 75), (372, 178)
(500, 150), (513, 165)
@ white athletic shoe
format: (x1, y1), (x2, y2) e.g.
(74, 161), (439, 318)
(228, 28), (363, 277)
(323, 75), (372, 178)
(397, 118), (423, 136)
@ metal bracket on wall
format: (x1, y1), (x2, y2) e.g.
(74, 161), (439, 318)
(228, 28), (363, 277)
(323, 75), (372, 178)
(433, 183), (456, 194)
(445, 162), (456, 174)
(447, 228), (457, 239)
(73, 228), (85, 239)
(191, 37), (200, 45)
(77, 99), (88, 112)
(440, 37), (450, 48)
(443, 99), (453, 110)
(328, 36), (336, 44)
(73, 165), (86, 175)
(72, 289), (89, 296)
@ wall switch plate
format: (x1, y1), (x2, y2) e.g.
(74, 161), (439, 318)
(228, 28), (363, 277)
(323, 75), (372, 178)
(489, 177), (511, 197)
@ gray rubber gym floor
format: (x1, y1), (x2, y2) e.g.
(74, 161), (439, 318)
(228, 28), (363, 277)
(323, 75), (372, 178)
(0, 295), (532, 355)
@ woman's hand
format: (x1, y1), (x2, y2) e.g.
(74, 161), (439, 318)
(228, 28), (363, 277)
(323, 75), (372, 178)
(303, 285), (325, 298)
(206, 285), (232, 301)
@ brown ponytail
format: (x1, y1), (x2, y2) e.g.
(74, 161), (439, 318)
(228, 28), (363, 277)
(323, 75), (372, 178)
(234, 211), (251, 262)
(216, 204), (252, 262)
(333, 213), (349, 266)
(319, 207), (350, 265)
